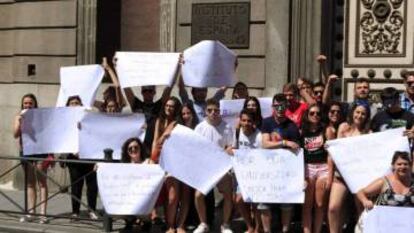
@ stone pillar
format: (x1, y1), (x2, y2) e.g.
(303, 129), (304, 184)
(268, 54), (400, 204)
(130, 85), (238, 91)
(160, 0), (177, 52)
(290, 0), (322, 82)
(265, 0), (290, 95)
(77, 0), (97, 65)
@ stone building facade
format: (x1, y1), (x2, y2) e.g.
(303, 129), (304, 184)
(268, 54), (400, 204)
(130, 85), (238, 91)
(0, 0), (412, 187)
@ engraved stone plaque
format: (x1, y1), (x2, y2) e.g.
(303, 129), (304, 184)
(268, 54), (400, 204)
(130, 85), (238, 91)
(191, 2), (250, 49)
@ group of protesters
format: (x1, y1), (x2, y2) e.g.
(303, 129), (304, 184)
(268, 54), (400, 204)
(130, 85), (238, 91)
(13, 54), (414, 233)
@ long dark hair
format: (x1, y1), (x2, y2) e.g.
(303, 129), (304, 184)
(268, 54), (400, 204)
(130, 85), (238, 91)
(391, 151), (411, 165)
(243, 96), (263, 128)
(65, 95), (83, 106)
(102, 97), (120, 113)
(157, 96), (182, 136)
(232, 81), (248, 99)
(327, 101), (344, 129)
(21, 93), (38, 109)
(301, 104), (325, 134)
(178, 102), (199, 129)
(347, 102), (370, 132)
(121, 137), (148, 163)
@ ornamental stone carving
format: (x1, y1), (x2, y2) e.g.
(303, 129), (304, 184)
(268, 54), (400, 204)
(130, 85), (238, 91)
(358, 0), (405, 55)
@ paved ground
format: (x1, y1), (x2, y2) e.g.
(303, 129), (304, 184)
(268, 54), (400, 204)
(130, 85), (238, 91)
(0, 189), (248, 233)
(0, 189), (337, 233)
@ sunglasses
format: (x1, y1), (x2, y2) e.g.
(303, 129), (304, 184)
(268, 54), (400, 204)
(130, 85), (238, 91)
(206, 108), (220, 114)
(309, 111), (321, 117)
(128, 145), (139, 153)
(272, 104), (286, 111)
(329, 110), (340, 114)
(314, 91), (323, 95)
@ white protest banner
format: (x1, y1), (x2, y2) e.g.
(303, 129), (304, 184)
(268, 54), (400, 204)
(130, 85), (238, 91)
(220, 99), (244, 129)
(220, 97), (273, 129)
(326, 128), (409, 193)
(56, 65), (104, 107)
(115, 52), (180, 88)
(182, 40), (236, 87)
(233, 149), (304, 203)
(364, 206), (414, 233)
(21, 107), (85, 155)
(97, 163), (165, 215)
(79, 112), (145, 160)
(159, 125), (232, 194)
(259, 97), (272, 118)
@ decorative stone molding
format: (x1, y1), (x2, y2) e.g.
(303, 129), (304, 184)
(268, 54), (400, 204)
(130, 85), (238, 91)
(77, 0), (97, 65)
(358, 0), (405, 55)
(343, 0), (414, 100)
(160, 0), (177, 52)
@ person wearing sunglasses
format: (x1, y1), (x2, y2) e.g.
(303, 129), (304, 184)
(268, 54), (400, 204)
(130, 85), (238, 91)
(371, 87), (414, 134)
(261, 94), (300, 233)
(301, 104), (331, 233)
(400, 71), (414, 114)
(193, 98), (234, 233)
(120, 137), (151, 230)
(325, 101), (345, 139)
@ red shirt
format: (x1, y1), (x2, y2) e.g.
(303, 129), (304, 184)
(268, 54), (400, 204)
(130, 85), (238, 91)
(285, 102), (308, 128)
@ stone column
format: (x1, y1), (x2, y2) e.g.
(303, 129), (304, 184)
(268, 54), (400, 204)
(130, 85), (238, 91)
(159, 0), (177, 52)
(264, 0), (290, 95)
(290, 0), (322, 82)
(77, 0), (97, 64)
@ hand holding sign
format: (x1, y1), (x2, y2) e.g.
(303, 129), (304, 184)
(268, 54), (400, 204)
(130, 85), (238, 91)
(56, 65), (105, 107)
(182, 40), (236, 88)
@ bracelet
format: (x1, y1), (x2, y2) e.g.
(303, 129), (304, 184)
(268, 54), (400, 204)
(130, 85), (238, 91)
(282, 140), (286, 147)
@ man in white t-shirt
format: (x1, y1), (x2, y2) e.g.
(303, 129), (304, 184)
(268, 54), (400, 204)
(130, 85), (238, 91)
(193, 98), (234, 233)
(230, 109), (261, 233)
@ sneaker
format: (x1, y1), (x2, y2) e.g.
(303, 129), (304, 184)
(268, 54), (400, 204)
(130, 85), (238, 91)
(39, 216), (49, 224)
(19, 215), (33, 223)
(89, 212), (99, 220)
(220, 224), (233, 233)
(70, 213), (79, 222)
(193, 223), (209, 233)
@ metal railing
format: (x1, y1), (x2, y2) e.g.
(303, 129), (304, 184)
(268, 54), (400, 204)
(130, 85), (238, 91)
(0, 149), (115, 232)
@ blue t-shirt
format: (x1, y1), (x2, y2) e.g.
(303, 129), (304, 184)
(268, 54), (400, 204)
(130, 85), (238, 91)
(261, 116), (300, 143)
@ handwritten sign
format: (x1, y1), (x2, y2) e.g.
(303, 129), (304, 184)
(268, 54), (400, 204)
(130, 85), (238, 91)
(56, 65), (104, 107)
(159, 125), (232, 194)
(326, 128), (409, 193)
(115, 52), (180, 88)
(364, 206), (414, 233)
(97, 163), (165, 215)
(79, 112), (145, 160)
(233, 149), (305, 203)
(182, 40), (236, 88)
(220, 99), (244, 128)
(220, 97), (273, 128)
(21, 107), (84, 155)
